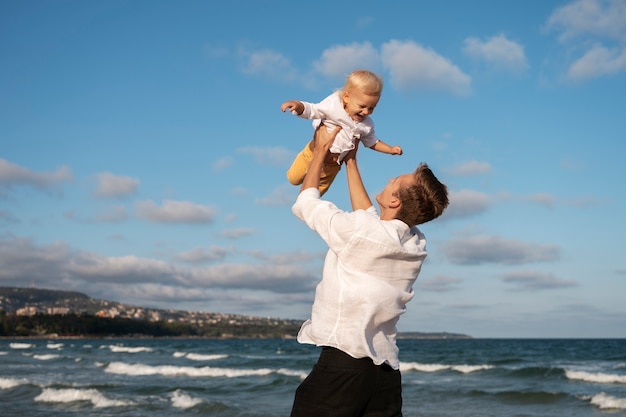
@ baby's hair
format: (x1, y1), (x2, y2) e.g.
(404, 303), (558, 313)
(343, 70), (383, 96)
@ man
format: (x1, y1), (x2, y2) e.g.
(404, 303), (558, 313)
(290, 125), (449, 417)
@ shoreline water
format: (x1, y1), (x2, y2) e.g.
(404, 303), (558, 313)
(2, 338), (625, 416)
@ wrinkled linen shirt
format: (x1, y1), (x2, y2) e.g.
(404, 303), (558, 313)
(292, 188), (427, 370)
(296, 92), (379, 164)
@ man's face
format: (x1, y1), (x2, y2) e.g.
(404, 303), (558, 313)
(342, 89), (380, 122)
(376, 174), (414, 209)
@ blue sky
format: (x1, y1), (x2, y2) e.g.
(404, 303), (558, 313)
(1, 0), (625, 338)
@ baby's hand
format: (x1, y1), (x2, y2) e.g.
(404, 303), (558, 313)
(281, 100), (304, 115)
(391, 146), (403, 155)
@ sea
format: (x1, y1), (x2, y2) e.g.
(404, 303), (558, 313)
(0, 338), (625, 416)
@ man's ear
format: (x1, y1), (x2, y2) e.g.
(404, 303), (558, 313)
(388, 196), (401, 209)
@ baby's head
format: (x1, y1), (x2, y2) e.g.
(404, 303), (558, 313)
(341, 70), (383, 122)
(344, 70), (383, 96)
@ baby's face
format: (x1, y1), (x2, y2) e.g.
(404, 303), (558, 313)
(342, 88), (380, 122)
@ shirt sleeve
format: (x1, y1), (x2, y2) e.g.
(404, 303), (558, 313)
(359, 118), (379, 148)
(292, 188), (364, 253)
(298, 93), (339, 121)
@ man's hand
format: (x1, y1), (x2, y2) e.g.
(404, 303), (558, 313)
(300, 125), (342, 193)
(312, 125), (342, 155)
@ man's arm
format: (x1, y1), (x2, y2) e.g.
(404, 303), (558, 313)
(343, 145), (373, 211)
(300, 125), (342, 193)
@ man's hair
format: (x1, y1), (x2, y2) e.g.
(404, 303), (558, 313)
(343, 70), (383, 96)
(395, 163), (449, 226)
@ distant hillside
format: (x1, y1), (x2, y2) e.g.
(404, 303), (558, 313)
(0, 286), (303, 338)
(0, 287), (471, 339)
(0, 287), (111, 314)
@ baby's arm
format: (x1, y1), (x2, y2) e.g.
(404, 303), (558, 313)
(281, 100), (305, 115)
(370, 140), (403, 155)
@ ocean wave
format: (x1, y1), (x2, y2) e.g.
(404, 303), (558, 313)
(0, 352), (7, 356)
(173, 351), (228, 361)
(510, 366), (565, 378)
(171, 389), (203, 409)
(46, 342), (64, 350)
(103, 344), (154, 353)
(400, 362), (494, 374)
(104, 361), (273, 377)
(35, 388), (133, 408)
(566, 370), (626, 384)
(470, 389), (569, 404)
(589, 392), (626, 410)
(33, 354), (61, 361)
(9, 342), (34, 349)
(0, 377), (29, 390)
(277, 368), (308, 379)
(104, 361), (302, 379)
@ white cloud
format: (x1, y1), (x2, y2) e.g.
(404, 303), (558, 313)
(135, 200), (217, 224)
(217, 227), (256, 239)
(175, 246), (231, 263)
(525, 193), (557, 208)
(447, 160), (493, 176)
(95, 205), (129, 223)
(0, 158), (73, 191)
(381, 40), (471, 95)
(566, 43), (626, 80)
(212, 156), (234, 172)
(255, 184), (296, 206)
(501, 270), (578, 290)
(441, 235), (561, 265)
(442, 189), (492, 219)
(547, 0), (626, 80)
(0, 235), (317, 301)
(69, 253), (177, 283)
(417, 274), (463, 292)
(95, 172), (139, 198)
(547, 0), (626, 42)
(237, 146), (294, 166)
(242, 40), (471, 94)
(463, 34), (529, 73)
(240, 48), (298, 82)
(313, 42), (380, 77)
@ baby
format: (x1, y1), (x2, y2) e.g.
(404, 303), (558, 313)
(282, 69), (402, 195)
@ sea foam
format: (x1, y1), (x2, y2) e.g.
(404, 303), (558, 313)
(566, 370), (626, 384)
(171, 389), (203, 409)
(9, 343), (34, 349)
(173, 352), (228, 361)
(104, 345), (154, 353)
(104, 361), (299, 378)
(34, 388), (133, 408)
(0, 377), (28, 389)
(400, 362), (494, 374)
(590, 392), (626, 410)
(33, 354), (61, 361)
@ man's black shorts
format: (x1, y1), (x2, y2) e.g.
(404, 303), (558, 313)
(290, 346), (403, 417)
